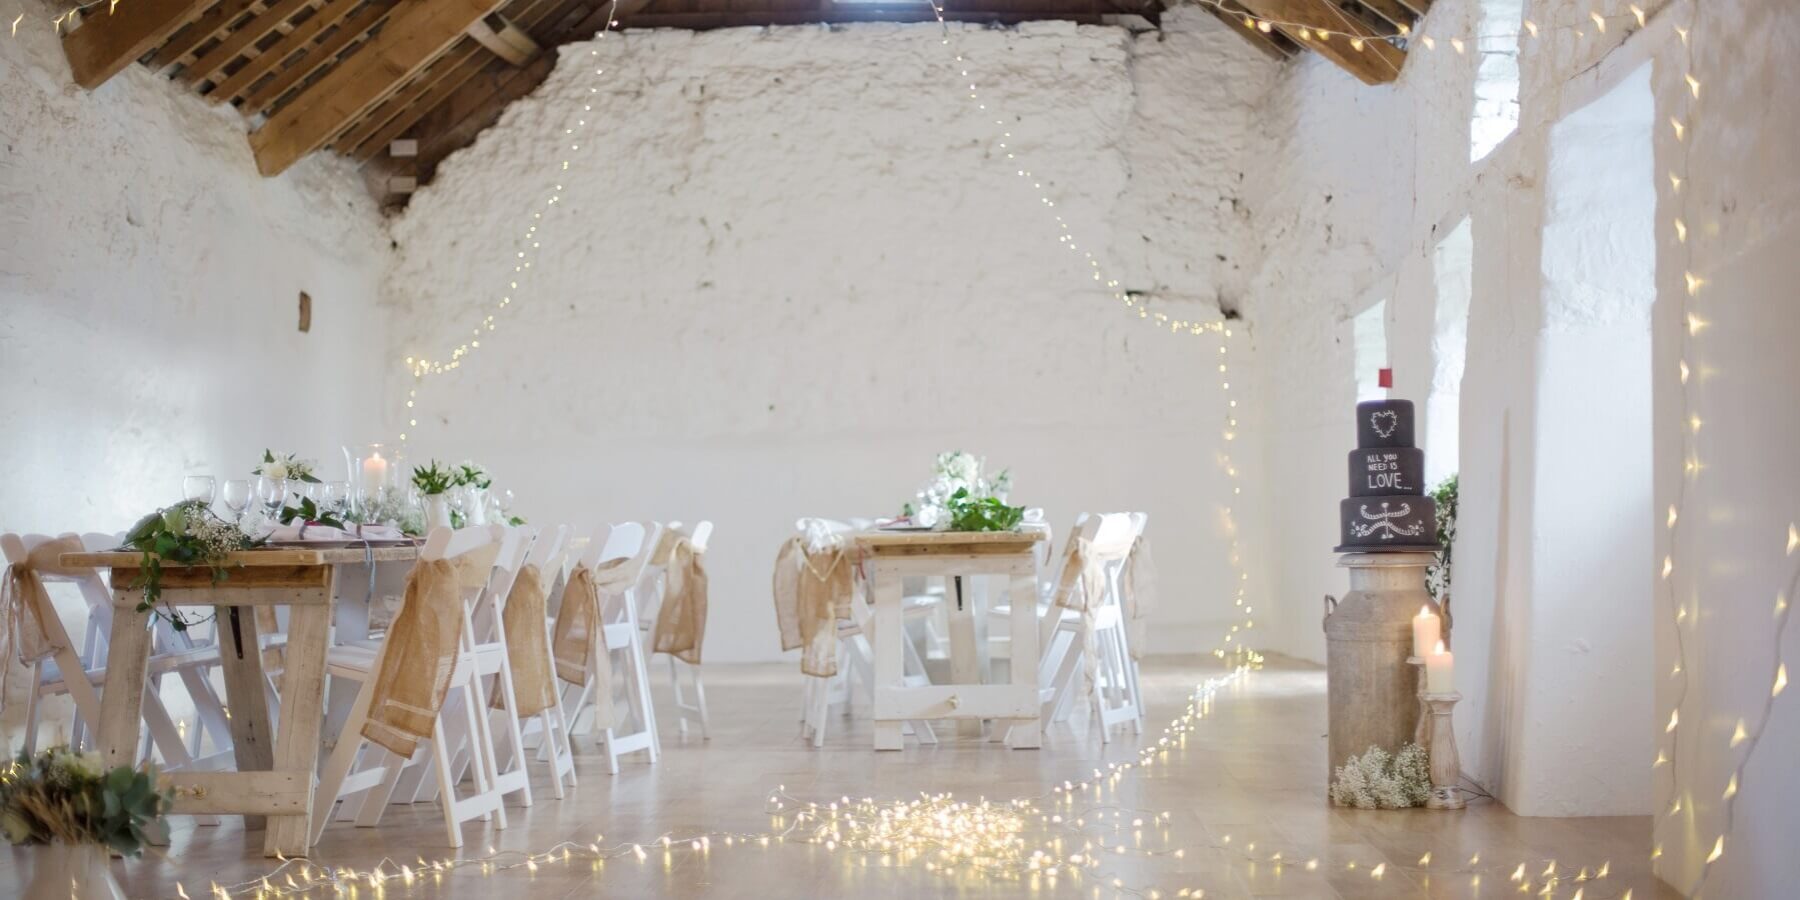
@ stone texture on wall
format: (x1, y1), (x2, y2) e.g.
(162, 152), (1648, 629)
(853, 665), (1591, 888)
(386, 13), (1275, 662)
(0, 5), (390, 738)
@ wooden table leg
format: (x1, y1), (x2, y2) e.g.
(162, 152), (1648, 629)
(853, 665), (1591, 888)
(218, 605), (275, 830)
(871, 565), (904, 751)
(265, 600), (332, 857)
(95, 591), (155, 770)
(1005, 566), (1042, 749)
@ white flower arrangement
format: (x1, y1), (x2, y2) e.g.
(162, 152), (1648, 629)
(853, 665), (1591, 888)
(904, 451), (1018, 530)
(1329, 743), (1431, 809)
(254, 449), (320, 484)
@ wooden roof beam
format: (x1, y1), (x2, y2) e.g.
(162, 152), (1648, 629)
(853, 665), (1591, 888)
(465, 12), (540, 66)
(62, 0), (211, 89)
(1204, 0), (1298, 61)
(238, 0), (395, 116)
(181, 0), (317, 87)
(1234, 0), (1405, 85)
(204, 0), (364, 105)
(249, 0), (505, 175)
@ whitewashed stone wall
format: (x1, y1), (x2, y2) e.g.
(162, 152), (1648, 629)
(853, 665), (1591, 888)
(386, 12), (1276, 662)
(1246, 3), (1799, 890)
(0, 8), (390, 738)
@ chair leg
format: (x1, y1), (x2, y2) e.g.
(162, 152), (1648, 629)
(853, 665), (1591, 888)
(22, 665), (43, 756)
(688, 664), (711, 740)
(668, 656), (688, 738)
(312, 676), (376, 844)
(430, 719), (465, 849)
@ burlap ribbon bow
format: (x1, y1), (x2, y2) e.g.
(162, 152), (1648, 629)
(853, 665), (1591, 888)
(361, 558), (465, 758)
(550, 558), (628, 727)
(772, 537), (855, 678)
(651, 536), (708, 665)
(1120, 537), (1158, 662)
(0, 536), (84, 690)
(497, 563), (558, 718)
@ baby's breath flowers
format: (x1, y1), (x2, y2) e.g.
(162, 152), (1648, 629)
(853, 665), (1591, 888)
(121, 499), (260, 630)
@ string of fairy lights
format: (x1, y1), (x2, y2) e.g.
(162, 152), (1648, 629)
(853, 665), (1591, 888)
(1656, 2), (1796, 895)
(194, 669), (1647, 899)
(19, 0), (1780, 895)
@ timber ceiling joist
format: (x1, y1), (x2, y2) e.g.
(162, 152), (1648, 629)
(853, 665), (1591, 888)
(60, 0), (1422, 200)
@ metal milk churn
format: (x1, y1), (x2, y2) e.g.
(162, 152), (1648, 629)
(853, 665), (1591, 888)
(1323, 551), (1440, 780)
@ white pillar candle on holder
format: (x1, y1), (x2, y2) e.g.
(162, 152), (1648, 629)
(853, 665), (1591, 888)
(1426, 640), (1455, 694)
(1412, 605), (1441, 658)
(362, 452), (389, 495)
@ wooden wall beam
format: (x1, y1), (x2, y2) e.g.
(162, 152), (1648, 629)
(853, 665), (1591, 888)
(62, 0), (211, 89)
(1235, 0), (1406, 85)
(249, 0), (504, 175)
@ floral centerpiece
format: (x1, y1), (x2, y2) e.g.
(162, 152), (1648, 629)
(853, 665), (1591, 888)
(123, 499), (261, 630)
(1, 747), (170, 897)
(253, 449), (321, 484)
(412, 460), (457, 530)
(901, 451), (1025, 532)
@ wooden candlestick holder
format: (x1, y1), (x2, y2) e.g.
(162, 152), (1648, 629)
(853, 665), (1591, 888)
(1422, 691), (1465, 809)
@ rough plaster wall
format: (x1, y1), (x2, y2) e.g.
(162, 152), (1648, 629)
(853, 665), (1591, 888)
(0, 8), (389, 739)
(1650, 0), (1800, 894)
(1242, 0), (1694, 818)
(385, 13), (1274, 662)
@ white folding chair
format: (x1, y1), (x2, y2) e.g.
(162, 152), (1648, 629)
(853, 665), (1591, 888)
(1035, 513), (1145, 740)
(644, 520), (713, 740)
(562, 522), (663, 773)
(507, 524), (578, 798)
(1, 533), (233, 826)
(392, 525), (538, 810)
(793, 519), (937, 748)
(310, 526), (508, 848)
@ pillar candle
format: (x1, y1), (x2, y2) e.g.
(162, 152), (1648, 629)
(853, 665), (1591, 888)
(1412, 606), (1441, 658)
(1426, 640), (1455, 694)
(362, 452), (389, 495)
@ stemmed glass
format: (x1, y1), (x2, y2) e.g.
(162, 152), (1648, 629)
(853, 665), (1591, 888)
(256, 475), (288, 525)
(221, 479), (252, 523)
(321, 481), (351, 521)
(183, 475), (217, 507)
(497, 489), (516, 520)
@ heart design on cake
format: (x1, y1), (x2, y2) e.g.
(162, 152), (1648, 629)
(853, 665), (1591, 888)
(1370, 410), (1398, 439)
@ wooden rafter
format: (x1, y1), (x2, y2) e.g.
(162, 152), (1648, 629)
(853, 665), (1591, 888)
(63, 0), (211, 89)
(151, 0), (259, 70)
(1204, 0), (1298, 61)
(465, 13), (540, 65)
(1347, 0), (1414, 29)
(182, 0), (317, 87)
(238, 0), (395, 116)
(205, 0), (365, 104)
(1234, 0), (1405, 85)
(249, 0), (503, 175)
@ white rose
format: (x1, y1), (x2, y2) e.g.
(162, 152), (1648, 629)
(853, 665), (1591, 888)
(265, 461), (289, 480)
(914, 505), (940, 528)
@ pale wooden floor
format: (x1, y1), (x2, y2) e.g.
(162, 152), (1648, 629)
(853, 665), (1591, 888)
(0, 656), (1674, 898)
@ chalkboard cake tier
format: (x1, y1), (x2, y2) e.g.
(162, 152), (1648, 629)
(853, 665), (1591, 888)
(1356, 399), (1415, 449)
(1337, 496), (1440, 551)
(1348, 447), (1426, 497)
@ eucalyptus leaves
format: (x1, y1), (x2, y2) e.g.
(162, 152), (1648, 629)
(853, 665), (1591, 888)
(0, 747), (171, 857)
(122, 499), (260, 629)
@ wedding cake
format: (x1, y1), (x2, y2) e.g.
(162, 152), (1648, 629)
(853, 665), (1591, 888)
(1336, 399), (1440, 552)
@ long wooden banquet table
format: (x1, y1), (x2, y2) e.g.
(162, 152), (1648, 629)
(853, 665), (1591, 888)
(854, 528), (1048, 751)
(61, 544), (418, 858)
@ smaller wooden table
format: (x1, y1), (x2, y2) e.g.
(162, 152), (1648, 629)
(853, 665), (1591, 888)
(63, 545), (417, 858)
(853, 529), (1048, 751)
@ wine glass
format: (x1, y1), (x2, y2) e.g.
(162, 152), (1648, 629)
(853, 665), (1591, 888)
(221, 479), (252, 523)
(498, 489), (516, 518)
(256, 475), (288, 523)
(321, 481), (351, 521)
(183, 475), (216, 506)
